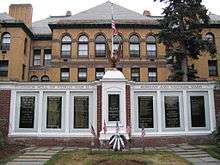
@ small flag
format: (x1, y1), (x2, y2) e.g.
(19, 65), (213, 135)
(141, 126), (145, 139)
(90, 123), (96, 138)
(116, 121), (119, 134)
(103, 120), (107, 134)
(112, 20), (118, 36)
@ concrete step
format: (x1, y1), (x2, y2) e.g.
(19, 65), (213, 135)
(180, 154), (211, 158)
(18, 155), (51, 159)
(12, 158), (49, 162)
(24, 152), (57, 156)
(6, 162), (45, 165)
(176, 151), (207, 155)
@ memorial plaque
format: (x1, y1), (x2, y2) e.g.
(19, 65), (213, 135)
(108, 94), (120, 121)
(19, 96), (35, 128)
(190, 96), (206, 127)
(46, 96), (62, 129)
(138, 96), (154, 128)
(74, 96), (89, 128)
(164, 96), (180, 128)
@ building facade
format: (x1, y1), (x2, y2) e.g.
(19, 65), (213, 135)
(0, 2), (220, 146)
(0, 2), (220, 83)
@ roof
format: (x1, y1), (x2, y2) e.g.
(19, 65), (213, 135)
(31, 1), (159, 36)
(0, 12), (18, 23)
(2, 1), (220, 38)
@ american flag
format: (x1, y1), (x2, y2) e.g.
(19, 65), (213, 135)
(90, 123), (96, 138)
(116, 121), (119, 134)
(103, 120), (107, 134)
(112, 20), (118, 36)
(141, 126), (145, 139)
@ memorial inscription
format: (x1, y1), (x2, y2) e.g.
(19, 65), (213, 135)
(108, 94), (120, 121)
(19, 96), (35, 128)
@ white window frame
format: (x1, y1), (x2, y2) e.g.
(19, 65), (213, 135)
(134, 92), (157, 133)
(42, 92), (65, 133)
(15, 92), (38, 133)
(69, 92), (93, 133)
(161, 92), (184, 132)
(187, 92), (210, 131)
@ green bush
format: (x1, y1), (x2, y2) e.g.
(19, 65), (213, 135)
(0, 131), (5, 148)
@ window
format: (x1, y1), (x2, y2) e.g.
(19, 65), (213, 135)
(41, 75), (50, 82)
(74, 96), (89, 128)
(1, 33), (11, 50)
(190, 96), (206, 127)
(113, 35), (123, 54)
(33, 49), (41, 66)
(95, 68), (105, 80)
(164, 96), (180, 128)
(44, 49), (52, 66)
(0, 60), (8, 77)
(78, 68), (87, 82)
(129, 35), (140, 57)
(131, 68), (140, 82)
(22, 64), (26, 80)
(19, 96), (35, 128)
(148, 68), (157, 82)
(24, 38), (27, 55)
(95, 35), (106, 57)
(46, 96), (62, 129)
(60, 68), (70, 82)
(138, 96), (154, 128)
(146, 35), (157, 58)
(30, 75), (39, 82)
(61, 35), (72, 57)
(78, 35), (88, 57)
(208, 60), (218, 76)
(108, 94), (120, 121)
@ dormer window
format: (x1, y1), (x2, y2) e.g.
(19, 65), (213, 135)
(61, 35), (72, 57)
(1, 33), (11, 51)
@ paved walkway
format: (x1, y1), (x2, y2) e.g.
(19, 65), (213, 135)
(6, 146), (64, 165)
(170, 144), (220, 165)
(5, 144), (220, 165)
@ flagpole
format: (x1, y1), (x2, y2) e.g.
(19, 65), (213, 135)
(111, 2), (114, 59)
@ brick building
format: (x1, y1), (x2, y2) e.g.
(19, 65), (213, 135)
(0, 2), (219, 146)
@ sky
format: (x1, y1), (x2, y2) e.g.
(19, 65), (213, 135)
(0, 0), (220, 22)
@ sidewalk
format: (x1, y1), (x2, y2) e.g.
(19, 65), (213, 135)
(5, 144), (220, 165)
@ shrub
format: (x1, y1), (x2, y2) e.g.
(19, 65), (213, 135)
(0, 131), (5, 148)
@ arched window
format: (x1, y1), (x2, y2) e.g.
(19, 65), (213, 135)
(61, 35), (72, 57)
(78, 35), (89, 57)
(41, 75), (50, 82)
(30, 75), (39, 82)
(129, 35), (140, 57)
(1, 33), (11, 50)
(146, 35), (157, 58)
(113, 35), (123, 55)
(95, 35), (106, 57)
(205, 32), (215, 43)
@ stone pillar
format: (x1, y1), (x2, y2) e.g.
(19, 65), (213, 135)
(97, 85), (102, 137)
(0, 90), (11, 137)
(126, 85), (131, 127)
(99, 69), (129, 140)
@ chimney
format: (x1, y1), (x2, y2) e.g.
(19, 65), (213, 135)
(66, 11), (72, 17)
(143, 10), (151, 16)
(9, 4), (33, 27)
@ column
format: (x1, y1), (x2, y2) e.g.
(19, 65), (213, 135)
(65, 90), (70, 133)
(157, 91), (162, 133)
(37, 91), (43, 134)
(208, 90), (216, 132)
(183, 90), (189, 132)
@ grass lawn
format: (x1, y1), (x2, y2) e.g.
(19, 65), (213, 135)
(46, 149), (191, 165)
(197, 145), (220, 160)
